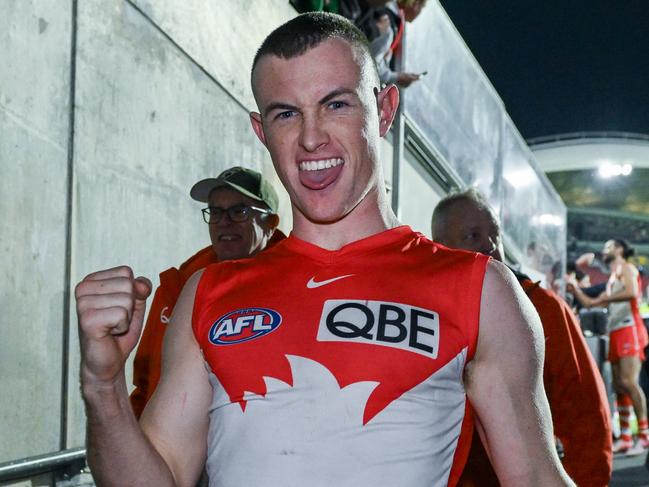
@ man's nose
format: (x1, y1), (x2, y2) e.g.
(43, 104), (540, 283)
(215, 212), (235, 227)
(299, 114), (329, 152)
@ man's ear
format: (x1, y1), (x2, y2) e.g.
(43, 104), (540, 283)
(375, 84), (400, 137)
(264, 213), (280, 232)
(250, 112), (267, 147)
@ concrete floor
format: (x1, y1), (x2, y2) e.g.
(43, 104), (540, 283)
(612, 450), (649, 487)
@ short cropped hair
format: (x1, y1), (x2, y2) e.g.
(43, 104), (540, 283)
(431, 188), (496, 238)
(251, 12), (378, 83)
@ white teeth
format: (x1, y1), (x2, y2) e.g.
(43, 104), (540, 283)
(299, 158), (343, 171)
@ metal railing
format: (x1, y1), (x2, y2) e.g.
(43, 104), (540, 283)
(0, 448), (87, 485)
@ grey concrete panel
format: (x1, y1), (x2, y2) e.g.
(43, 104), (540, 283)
(0, 0), (71, 463)
(130, 0), (297, 110)
(65, 0), (291, 448)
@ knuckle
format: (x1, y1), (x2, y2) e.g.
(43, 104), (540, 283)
(76, 295), (89, 313)
(74, 280), (88, 299)
(115, 276), (134, 293)
(117, 265), (134, 279)
(78, 309), (96, 329)
(116, 306), (129, 323)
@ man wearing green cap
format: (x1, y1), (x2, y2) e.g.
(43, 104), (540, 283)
(129, 166), (284, 418)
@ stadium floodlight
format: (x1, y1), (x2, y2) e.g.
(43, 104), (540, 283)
(598, 161), (633, 178)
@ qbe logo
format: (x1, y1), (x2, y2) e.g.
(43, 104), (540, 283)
(209, 308), (282, 345)
(317, 300), (439, 358)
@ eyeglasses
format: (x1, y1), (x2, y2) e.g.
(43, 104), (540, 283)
(201, 204), (271, 224)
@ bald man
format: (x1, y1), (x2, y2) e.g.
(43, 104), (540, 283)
(432, 188), (612, 487)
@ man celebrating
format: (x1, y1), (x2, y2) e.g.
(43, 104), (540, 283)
(570, 238), (649, 455)
(431, 188), (612, 487)
(130, 167), (284, 418)
(75, 13), (574, 486)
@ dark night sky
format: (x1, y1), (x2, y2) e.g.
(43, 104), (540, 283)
(439, 2), (649, 141)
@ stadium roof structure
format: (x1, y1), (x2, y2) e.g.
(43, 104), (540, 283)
(440, 2), (649, 260)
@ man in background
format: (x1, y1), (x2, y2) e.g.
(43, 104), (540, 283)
(130, 166), (284, 417)
(432, 188), (612, 487)
(569, 238), (649, 455)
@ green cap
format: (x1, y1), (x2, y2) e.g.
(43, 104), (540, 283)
(190, 166), (279, 213)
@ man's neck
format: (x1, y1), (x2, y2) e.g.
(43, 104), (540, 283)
(291, 190), (400, 250)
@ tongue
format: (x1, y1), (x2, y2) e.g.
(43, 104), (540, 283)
(299, 163), (344, 190)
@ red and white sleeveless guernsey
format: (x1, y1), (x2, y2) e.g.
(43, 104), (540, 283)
(192, 226), (489, 487)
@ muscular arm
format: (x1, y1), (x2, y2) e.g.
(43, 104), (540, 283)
(465, 261), (574, 486)
(79, 268), (210, 487)
(140, 270), (212, 485)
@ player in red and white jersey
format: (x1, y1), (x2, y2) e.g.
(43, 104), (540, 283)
(75, 13), (575, 487)
(570, 238), (649, 455)
(193, 227), (487, 486)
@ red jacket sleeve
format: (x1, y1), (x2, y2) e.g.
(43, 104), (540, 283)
(527, 282), (612, 487)
(129, 267), (182, 418)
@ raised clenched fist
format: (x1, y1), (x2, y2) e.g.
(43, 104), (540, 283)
(76, 265), (151, 386)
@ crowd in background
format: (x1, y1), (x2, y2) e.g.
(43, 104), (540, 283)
(293, 0), (428, 87)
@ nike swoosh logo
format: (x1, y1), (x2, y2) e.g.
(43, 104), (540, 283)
(306, 274), (354, 289)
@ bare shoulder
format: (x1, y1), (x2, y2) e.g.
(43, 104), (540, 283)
(466, 260), (545, 388)
(174, 268), (205, 313)
(622, 261), (639, 277)
(479, 260), (543, 345)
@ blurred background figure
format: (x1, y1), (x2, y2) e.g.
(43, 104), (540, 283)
(432, 189), (612, 487)
(293, 0), (428, 87)
(362, 1), (427, 87)
(569, 239), (649, 455)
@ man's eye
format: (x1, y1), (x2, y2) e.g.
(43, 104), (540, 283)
(230, 206), (248, 216)
(329, 101), (347, 110)
(276, 111), (296, 120)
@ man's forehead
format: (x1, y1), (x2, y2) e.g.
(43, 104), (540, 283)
(209, 187), (256, 205)
(450, 199), (499, 227)
(252, 38), (370, 97)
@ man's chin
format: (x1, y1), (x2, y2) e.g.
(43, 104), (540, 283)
(299, 207), (348, 225)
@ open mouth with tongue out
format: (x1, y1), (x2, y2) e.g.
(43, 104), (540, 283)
(298, 157), (344, 190)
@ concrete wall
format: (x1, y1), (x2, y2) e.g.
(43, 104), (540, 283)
(2, 0), (295, 462)
(1, 0), (72, 462)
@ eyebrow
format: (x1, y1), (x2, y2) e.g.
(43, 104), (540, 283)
(263, 102), (299, 118)
(319, 88), (357, 105)
(262, 88), (357, 118)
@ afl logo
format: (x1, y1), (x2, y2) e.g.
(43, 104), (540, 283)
(209, 308), (282, 345)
